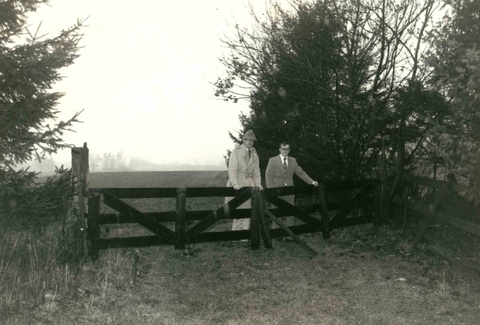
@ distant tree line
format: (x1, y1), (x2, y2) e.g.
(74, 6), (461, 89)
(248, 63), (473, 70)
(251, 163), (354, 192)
(90, 151), (129, 171)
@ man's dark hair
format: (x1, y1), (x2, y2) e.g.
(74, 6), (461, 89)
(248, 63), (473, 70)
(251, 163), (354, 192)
(279, 142), (290, 148)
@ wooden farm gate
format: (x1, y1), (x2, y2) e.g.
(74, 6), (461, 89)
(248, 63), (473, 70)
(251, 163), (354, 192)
(86, 179), (380, 259)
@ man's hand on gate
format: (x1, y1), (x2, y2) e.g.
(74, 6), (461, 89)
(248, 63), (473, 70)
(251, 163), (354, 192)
(233, 184), (242, 190)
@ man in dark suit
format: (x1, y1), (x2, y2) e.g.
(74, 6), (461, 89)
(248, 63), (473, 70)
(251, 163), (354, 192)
(265, 142), (318, 227)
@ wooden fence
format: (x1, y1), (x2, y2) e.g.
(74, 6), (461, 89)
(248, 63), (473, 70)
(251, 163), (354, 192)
(392, 173), (480, 276)
(70, 143), (480, 277)
(86, 179), (378, 259)
(391, 173), (480, 243)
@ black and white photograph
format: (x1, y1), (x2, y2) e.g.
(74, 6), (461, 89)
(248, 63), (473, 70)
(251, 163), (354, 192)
(1, 0), (480, 324)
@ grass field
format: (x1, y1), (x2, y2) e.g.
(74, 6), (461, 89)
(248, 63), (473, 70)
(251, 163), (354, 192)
(89, 171), (231, 234)
(3, 171), (480, 324)
(6, 226), (480, 325)
(87, 171), (229, 188)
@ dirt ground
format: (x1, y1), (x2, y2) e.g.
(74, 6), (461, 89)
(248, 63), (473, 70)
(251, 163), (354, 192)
(10, 224), (480, 325)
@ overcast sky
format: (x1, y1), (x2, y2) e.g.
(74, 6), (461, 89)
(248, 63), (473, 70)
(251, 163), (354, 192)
(26, 0), (271, 169)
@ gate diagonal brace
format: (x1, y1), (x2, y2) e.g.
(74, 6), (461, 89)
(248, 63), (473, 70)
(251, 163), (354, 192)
(264, 191), (323, 229)
(263, 209), (318, 257)
(102, 190), (175, 244)
(185, 188), (251, 242)
(328, 181), (374, 229)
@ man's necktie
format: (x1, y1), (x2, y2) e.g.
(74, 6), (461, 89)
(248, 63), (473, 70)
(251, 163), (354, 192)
(248, 149), (251, 160)
(283, 157), (287, 173)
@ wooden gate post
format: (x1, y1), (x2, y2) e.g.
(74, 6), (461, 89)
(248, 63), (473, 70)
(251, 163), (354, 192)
(375, 148), (387, 226)
(258, 191), (273, 249)
(250, 187), (261, 250)
(318, 183), (330, 239)
(72, 142), (89, 258)
(403, 187), (409, 231)
(175, 188), (187, 250)
(87, 193), (101, 260)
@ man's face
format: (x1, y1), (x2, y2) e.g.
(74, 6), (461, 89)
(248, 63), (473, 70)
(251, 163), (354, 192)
(244, 138), (254, 149)
(279, 145), (290, 157)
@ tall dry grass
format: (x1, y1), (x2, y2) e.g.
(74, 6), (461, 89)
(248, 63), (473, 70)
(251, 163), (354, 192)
(0, 226), (142, 324)
(0, 230), (73, 322)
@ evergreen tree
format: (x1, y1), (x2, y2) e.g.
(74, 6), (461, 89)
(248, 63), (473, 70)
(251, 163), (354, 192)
(0, 0), (85, 230)
(0, 0), (85, 180)
(216, 0), (444, 181)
